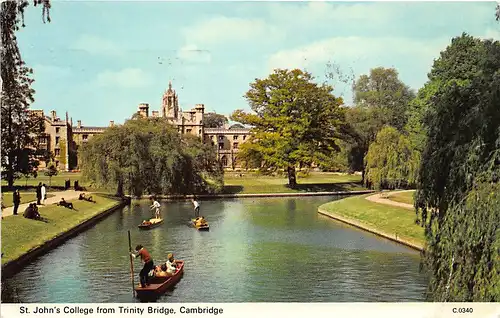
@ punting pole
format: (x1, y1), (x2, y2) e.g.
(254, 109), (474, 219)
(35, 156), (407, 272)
(128, 230), (136, 297)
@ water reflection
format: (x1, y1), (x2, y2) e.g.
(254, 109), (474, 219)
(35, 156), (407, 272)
(2, 196), (427, 303)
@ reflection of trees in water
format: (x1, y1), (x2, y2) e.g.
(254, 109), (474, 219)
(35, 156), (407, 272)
(1, 280), (22, 303)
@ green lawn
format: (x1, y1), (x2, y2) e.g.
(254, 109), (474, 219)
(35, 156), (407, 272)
(1, 191), (55, 208)
(1, 171), (85, 188)
(1, 194), (120, 265)
(223, 172), (365, 194)
(319, 194), (424, 246)
(386, 191), (415, 205)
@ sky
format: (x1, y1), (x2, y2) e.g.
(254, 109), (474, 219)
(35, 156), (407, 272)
(17, 1), (500, 127)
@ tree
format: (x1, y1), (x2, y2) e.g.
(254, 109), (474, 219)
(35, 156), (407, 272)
(230, 69), (346, 187)
(203, 113), (228, 128)
(80, 117), (223, 197)
(353, 67), (415, 131)
(1, 0), (51, 187)
(415, 34), (500, 301)
(44, 162), (58, 187)
(364, 126), (419, 190)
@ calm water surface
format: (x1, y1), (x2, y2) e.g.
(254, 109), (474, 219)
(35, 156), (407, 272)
(2, 196), (427, 302)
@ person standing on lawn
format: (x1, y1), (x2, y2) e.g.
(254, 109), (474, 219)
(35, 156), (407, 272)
(13, 189), (21, 215)
(41, 184), (47, 205)
(36, 182), (42, 205)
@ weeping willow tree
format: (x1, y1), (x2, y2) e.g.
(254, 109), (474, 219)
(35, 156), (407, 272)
(364, 126), (419, 190)
(415, 34), (500, 301)
(79, 117), (223, 197)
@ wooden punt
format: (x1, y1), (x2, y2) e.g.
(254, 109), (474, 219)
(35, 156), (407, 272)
(191, 218), (210, 231)
(138, 218), (163, 230)
(135, 260), (184, 299)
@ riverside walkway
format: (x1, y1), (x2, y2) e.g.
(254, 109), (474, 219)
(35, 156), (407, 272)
(1, 190), (86, 217)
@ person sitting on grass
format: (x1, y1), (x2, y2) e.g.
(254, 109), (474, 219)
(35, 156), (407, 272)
(23, 203), (41, 220)
(78, 193), (95, 203)
(57, 198), (74, 209)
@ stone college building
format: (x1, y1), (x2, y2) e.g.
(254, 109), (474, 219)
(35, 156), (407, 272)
(33, 82), (250, 171)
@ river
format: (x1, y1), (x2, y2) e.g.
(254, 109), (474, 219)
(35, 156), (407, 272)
(1, 196), (427, 302)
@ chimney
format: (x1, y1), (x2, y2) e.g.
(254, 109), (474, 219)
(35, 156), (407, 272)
(109, 120), (115, 127)
(51, 110), (57, 121)
(77, 120), (82, 128)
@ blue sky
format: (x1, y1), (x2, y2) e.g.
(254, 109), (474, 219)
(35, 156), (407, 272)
(18, 1), (500, 127)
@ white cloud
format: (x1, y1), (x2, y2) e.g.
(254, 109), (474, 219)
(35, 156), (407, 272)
(177, 44), (212, 63)
(181, 16), (285, 47)
(95, 68), (153, 88)
(72, 34), (123, 57)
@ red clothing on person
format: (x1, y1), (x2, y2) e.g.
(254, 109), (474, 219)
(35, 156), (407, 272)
(138, 248), (151, 263)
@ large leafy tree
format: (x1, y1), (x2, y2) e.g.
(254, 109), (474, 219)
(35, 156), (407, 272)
(353, 67), (415, 131)
(80, 117), (223, 197)
(415, 34), (500, 301)
(203, 113), (228, 128)
(230, 69), (346, 187)
(1, 0), (51, 187)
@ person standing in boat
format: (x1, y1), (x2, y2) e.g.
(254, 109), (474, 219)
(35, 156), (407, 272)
(192, 197), (200, 218)
(131, 244), (154, 288)
(150, 196), (161, 219)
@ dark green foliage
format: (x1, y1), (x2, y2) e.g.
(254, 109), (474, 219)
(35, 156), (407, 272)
(230, 69), (346, 187)
(203, 113), (228, 128)
(79, 118), (223, 197)
(416, 34), (500, 301)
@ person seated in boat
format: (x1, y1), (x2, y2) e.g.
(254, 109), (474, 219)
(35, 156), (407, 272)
(195, 216), (207, 227)
(57, 198), (74, 209)
(154, 264), (168, 277)
(78, 193), (95, 202)
(164, 253), (178, 276)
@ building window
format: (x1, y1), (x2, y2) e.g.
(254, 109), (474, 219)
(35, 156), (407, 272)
(243, 135), (247, 140)
(56, 127), (60, 134)
(233, 142), (239, 149)
(199, 129), (202, 135)
(221, 155), (228, 167)
(218, 136), (224, 141)
(55, 149), (61, 156)
(55, 160), (59, 167)
(55, 136), (60, 144)
(233, 135), (238, 140)
(219, 143), (224, 150)
(83, 134), (88, 140)
(187, 129), (192, 134)
(211, 141), (215, 146)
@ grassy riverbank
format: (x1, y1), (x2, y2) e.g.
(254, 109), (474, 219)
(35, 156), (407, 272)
(1, 195), (121, 265)
(386, 191), (415, 205)
(319, 194), (425, 247)
(223, 172), (364, 194)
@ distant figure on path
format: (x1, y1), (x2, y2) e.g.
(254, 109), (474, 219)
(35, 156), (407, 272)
(192, 197), (200, 217)
(13, 189), (21, 215)
(150, 196), (161, 219)
(36, 182), (42, 205)
(131, 244), (154, 288)
(41, 184), (47, 205)
(57, 198), (74, 209)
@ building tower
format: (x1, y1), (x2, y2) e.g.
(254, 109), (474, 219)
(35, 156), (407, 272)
(162, 81), (179, 120)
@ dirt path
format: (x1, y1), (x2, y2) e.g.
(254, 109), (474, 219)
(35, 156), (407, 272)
(1, 190), (86, 217)
(365, 190), (414, 210)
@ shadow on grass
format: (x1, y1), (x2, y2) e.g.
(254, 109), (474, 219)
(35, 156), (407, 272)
(222, 182), (364, 194)
(221, 185), (244, 194)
